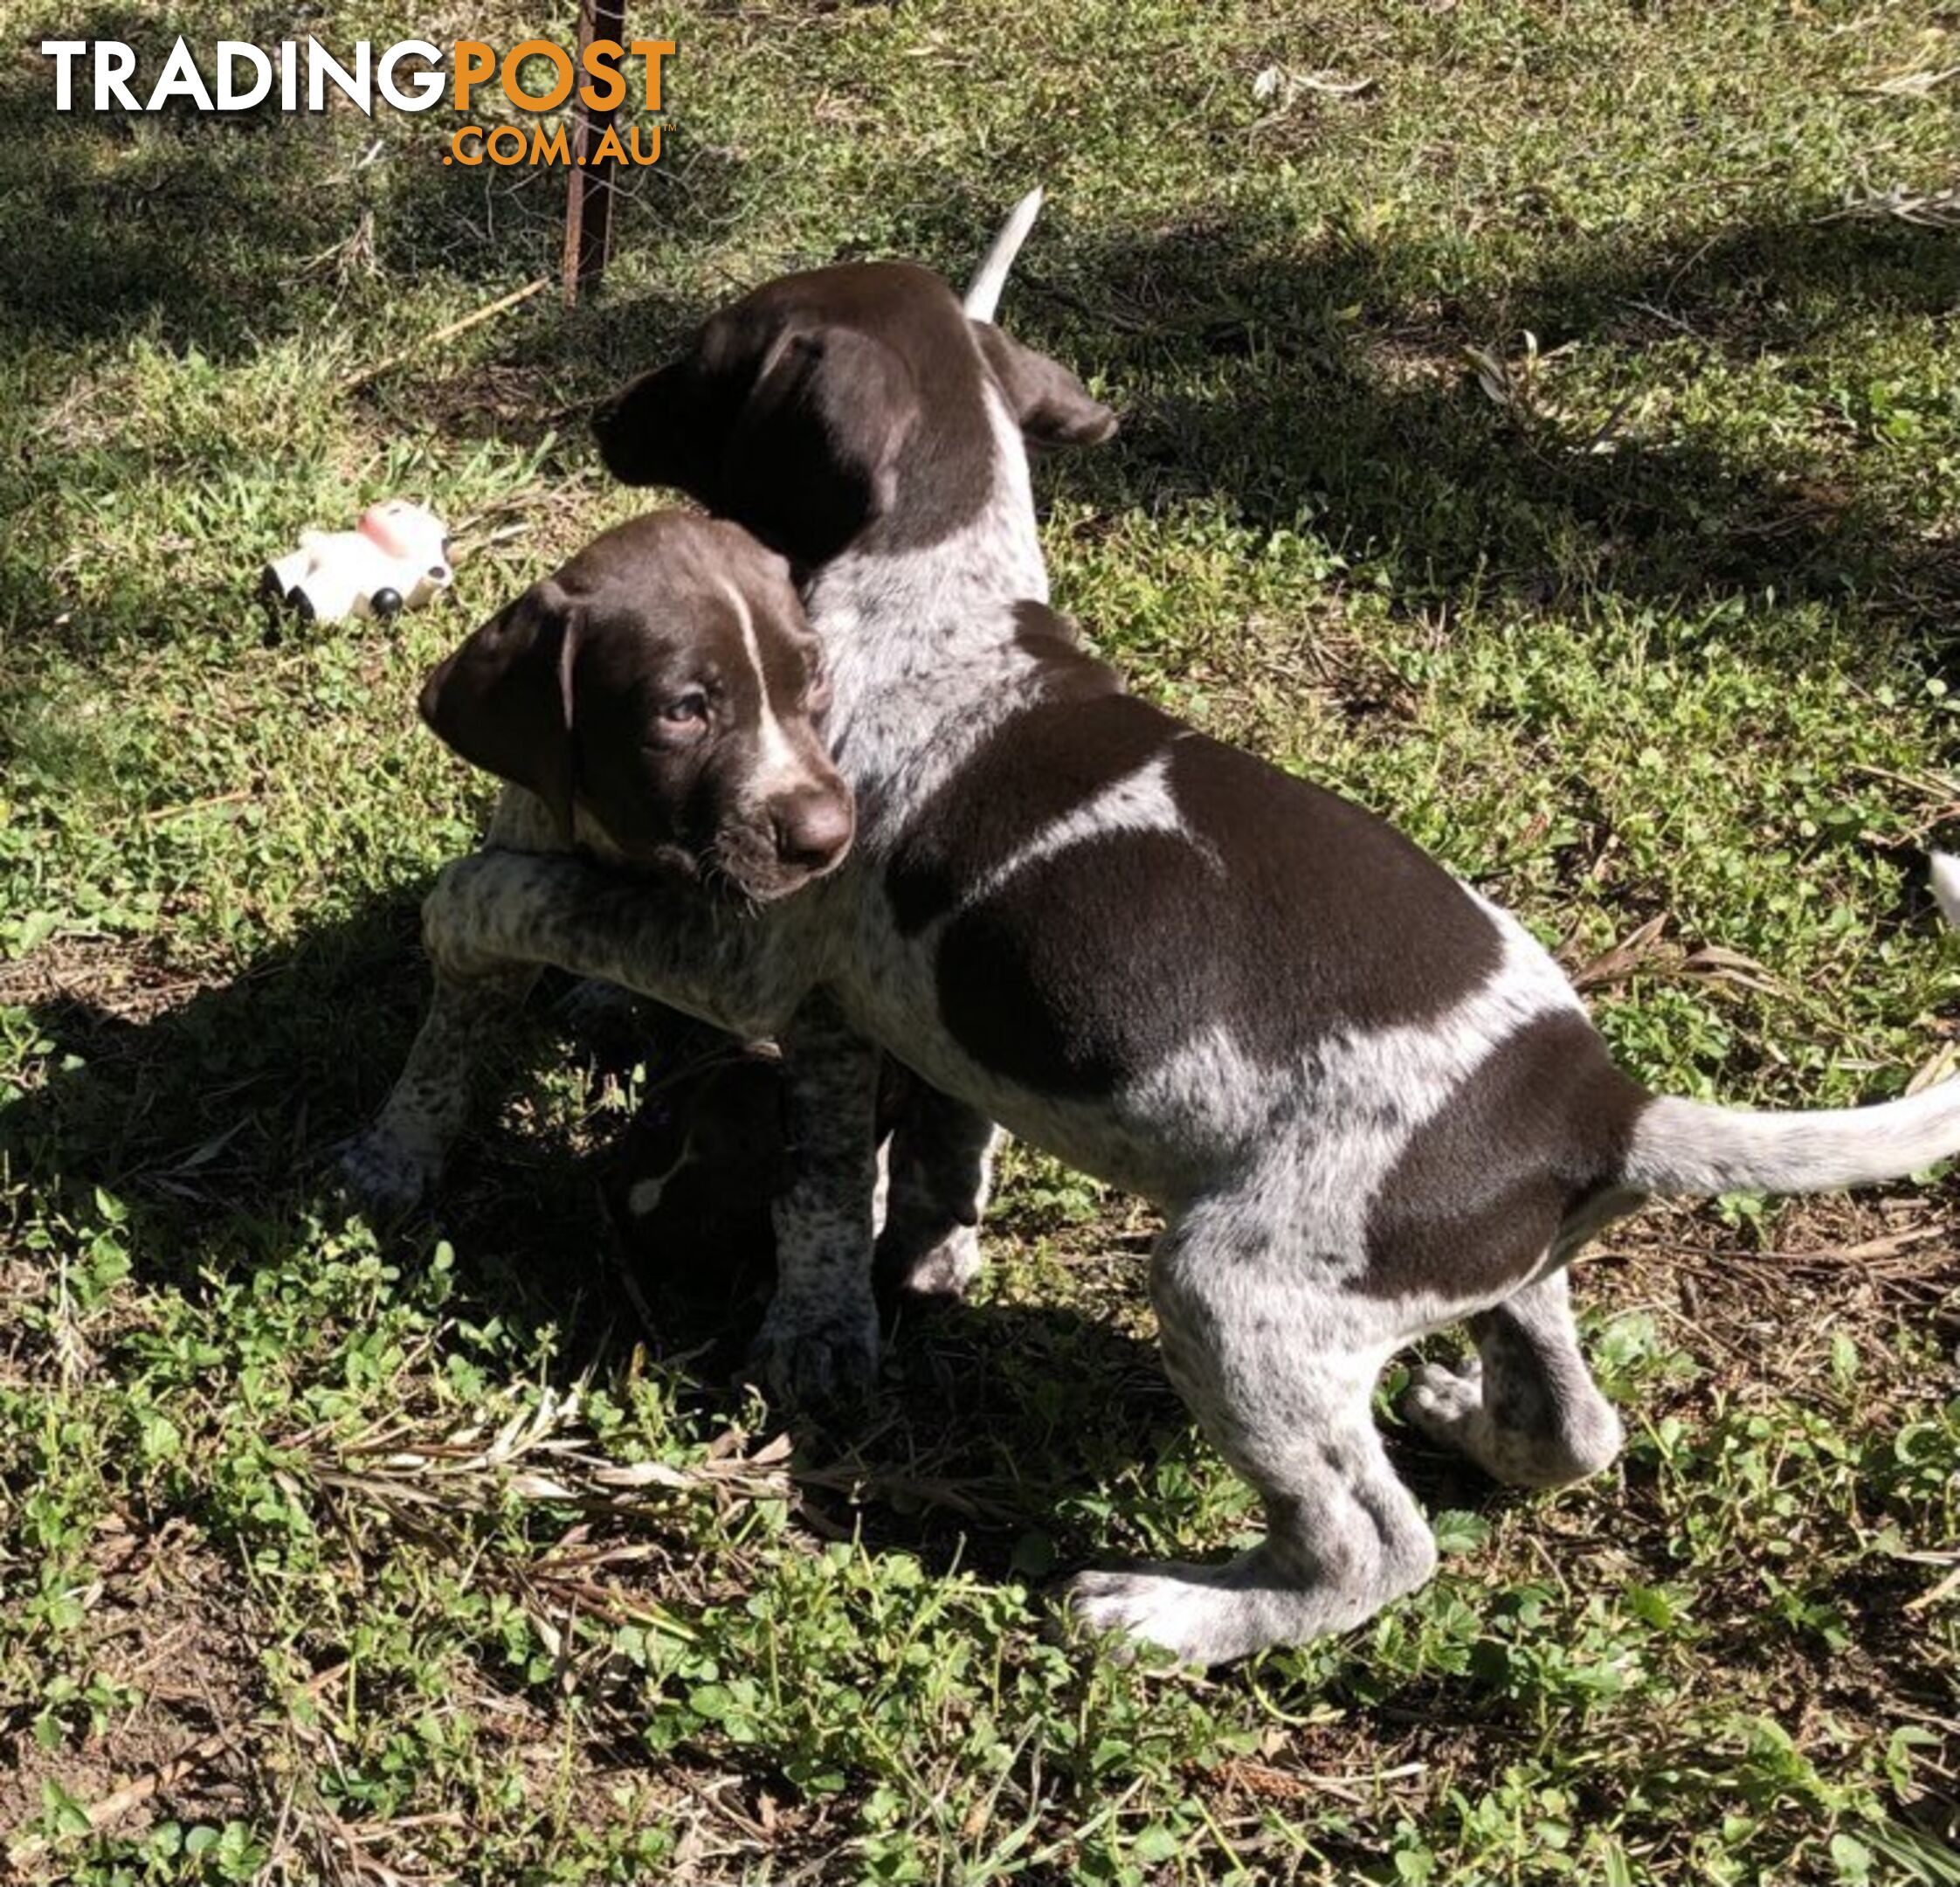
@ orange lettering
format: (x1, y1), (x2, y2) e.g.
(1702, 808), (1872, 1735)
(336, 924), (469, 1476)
(501, 37), (572, 111)
(452, 39), (493, 111)
(486, 123), (528, 164)
(579, 38), (626, 112)
(630, 38), (674, 111)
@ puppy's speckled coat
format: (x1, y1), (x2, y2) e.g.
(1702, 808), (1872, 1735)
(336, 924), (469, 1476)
(355, 244), (1960, 1667)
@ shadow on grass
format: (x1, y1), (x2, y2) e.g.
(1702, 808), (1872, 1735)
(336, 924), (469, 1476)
(392, 190), (1960, 677)
(0, 892), (1183, 1576)
(1015, 206), (1960, 647)
(13, 32), (1956, 670)
(0, 881), (1618, 1600)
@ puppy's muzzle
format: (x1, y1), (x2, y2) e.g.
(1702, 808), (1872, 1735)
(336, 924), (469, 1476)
(770, 785), (854, 876)
(716, 784), (854, 902)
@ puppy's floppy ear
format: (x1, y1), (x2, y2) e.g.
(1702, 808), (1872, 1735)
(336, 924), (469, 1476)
(972, 322), (1117, 449)
(721, 325), (917, 566)
(419, 581), (580, 844)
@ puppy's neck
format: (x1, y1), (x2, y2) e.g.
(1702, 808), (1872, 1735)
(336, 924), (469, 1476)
(805, 389), (1046, 670)
(804, 389), (1050, 818)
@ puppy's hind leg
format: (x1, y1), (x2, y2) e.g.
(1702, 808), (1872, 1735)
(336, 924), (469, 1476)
(1066, 1205), (1437, 1667)
(1402, 1268), (1624, 1489)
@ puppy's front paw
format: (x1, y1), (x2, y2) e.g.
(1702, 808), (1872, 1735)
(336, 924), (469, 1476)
(339, 1126), (440, 1218)
(1061, 1564), (1249, 1669)
(747, 1295), (880, 1407)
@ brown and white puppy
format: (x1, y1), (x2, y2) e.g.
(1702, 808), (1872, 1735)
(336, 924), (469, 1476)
(359, 224), (1960, 1668)
(340, 511), (852, 1213)
(420, 512), (852, 903)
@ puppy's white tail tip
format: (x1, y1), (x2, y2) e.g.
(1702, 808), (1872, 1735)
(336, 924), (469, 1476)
(1623, 852), (1960, 1198)
(963, 187), (1046, 322)
(1930, 850), (1960, 929)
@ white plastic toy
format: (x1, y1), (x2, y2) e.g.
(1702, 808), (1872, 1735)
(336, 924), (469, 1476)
(262, 500), (452, 624)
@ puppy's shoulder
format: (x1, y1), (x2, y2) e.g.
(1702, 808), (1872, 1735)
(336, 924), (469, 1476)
(1007, 600), (1125, 705)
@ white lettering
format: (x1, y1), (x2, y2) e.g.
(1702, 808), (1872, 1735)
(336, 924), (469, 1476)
(217, 41), (273, 110)
(95, 42), (140, 112)
(39, 41), (86, 112)
(376, 39), (444, 112)
(306, 36), (370, 114)
(146, 37), (215, 111)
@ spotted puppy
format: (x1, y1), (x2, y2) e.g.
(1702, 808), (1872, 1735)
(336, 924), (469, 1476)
(340, 510), (853, 1214)
(368, 230), (1960, 1666)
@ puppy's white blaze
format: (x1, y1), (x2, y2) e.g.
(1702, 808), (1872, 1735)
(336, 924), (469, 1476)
(720, 577), (803, 791)
(1624, 854), (1960, 1197)
(963, 187), (1045, 321)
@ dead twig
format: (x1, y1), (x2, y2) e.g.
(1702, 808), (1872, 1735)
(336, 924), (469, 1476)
(342, 276), (551, 392)
(4, 1729), (234, 1873)
(1816, 183), (1960, 229)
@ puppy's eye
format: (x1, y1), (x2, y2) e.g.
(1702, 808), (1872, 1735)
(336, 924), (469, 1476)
(658, 690), (710, 729)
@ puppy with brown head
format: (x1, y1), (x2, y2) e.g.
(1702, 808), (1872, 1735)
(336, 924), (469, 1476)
(336, 511), (853, 1221)
(420, 512), (852, 904)
(590, 260), (1114, 574)
(395, 214), (1960, 1676)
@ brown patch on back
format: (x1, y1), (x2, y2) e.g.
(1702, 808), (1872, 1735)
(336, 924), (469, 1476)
(884, 623), (1134, 937)
(887, 662), (1506, 1097)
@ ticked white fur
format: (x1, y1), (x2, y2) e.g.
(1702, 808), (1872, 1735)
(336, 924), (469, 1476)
(369, 203), (1960, 1669)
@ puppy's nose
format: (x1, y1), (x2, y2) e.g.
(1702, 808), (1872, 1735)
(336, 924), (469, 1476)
(770, 789), (853, 873)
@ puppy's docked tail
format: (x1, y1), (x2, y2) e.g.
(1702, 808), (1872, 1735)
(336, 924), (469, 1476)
(1621, 854), (1960, 1197)
(964, 188), (1046, 321)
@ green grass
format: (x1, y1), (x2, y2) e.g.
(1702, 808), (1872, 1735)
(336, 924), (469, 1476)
(3, 0), (1959, 1879)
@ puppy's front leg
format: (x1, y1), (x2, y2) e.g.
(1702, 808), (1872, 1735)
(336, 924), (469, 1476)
(341, 788), (557, 1213)
(751, 994), (883, 1405)
(418, 848), (800, 1040)
(341, 962), (537, 1212)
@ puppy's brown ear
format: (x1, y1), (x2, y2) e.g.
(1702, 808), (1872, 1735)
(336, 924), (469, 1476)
(972, 322), (1116, 449)
(419, 581), (580, 843)
(722, 325), (917, 566)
